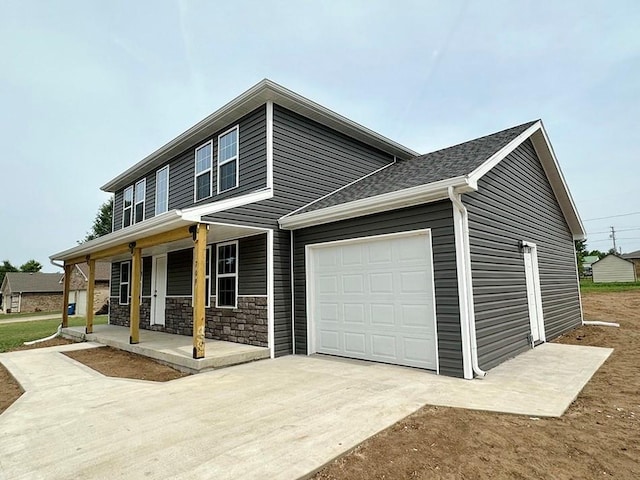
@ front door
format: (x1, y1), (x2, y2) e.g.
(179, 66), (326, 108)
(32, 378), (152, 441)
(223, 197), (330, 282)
(151, 255), (167, 326)
(523, 244), (545, 344)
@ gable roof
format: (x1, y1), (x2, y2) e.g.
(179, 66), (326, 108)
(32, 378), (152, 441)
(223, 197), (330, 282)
(583, 255), (600, 264)
(74, 262), (111, 282)
(2, 272), (63, 294)
(592, 254), (635, 267)
(279, 120), (585, 240)
(101, 79), (418, 192)
(289, 121), (536, 215)
(623, 250), (640, 259)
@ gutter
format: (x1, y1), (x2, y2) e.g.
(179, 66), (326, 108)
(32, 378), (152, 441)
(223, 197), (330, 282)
(448, 186), (486, 378)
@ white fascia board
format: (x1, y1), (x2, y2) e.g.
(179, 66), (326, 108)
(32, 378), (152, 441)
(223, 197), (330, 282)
(467, 121), (543, 184)
(179, 188), (273, 221)
(279, 176), (474, 230)
(102, 79), (417, 192)
(50, 211), (187, 261)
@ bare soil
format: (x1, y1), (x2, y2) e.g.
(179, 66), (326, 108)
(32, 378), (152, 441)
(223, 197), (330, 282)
(9, 338), (72, 351)
(0, 363), (23, 414)
(313, 291), (640, 480)
(63, 346), (189, 382)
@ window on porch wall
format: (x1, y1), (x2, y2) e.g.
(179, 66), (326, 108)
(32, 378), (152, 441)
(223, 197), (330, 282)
(119, 262), (130, 305)
(216, 241), (238, 308)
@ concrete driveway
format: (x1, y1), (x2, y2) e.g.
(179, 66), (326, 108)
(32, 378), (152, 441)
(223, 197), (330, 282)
(0, 342), (611, 480)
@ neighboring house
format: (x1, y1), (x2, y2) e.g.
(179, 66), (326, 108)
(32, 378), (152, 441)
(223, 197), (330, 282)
(0, 272), (63, 313)
(582, 255), (600, 276)
(63, 262), (111, 316)
(622, 250), (640, 279)
(592, 254), (637, 283)
(50, 79), (585, 379)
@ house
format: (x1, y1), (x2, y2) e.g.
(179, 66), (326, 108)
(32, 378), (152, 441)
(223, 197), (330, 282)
(582, 255), (600, 276)
(0, 272), (63, 313)
(592, 254), (637, 283)
(65, 262), (111, 315)
(50, 79), (585, 379)
(622, 250), (640, 279)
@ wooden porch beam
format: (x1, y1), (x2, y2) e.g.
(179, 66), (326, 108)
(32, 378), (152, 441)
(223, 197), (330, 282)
(129, 247), (142, 344)
(192, 223), (207, 359)
(61, 264), (72, 328)
(64, 226), (194, 265)
(86, 259), (95, 334)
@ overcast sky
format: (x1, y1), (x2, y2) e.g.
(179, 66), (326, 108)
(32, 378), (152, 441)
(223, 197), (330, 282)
(1, 0), (639, 272)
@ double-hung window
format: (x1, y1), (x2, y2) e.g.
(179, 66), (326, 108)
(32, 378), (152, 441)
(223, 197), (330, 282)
(122, 186), (133, 228)
(155, 166), (169, 215)
(119, 262), (130, 305)
(216, 241), (238, 308)
(195, 141), (212, 201)
(217, 126), (239, 193)
(134, 179), (146, 223)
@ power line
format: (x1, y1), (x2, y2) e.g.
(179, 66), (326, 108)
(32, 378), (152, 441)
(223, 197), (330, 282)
(587, 237), (640, 243)
(587, 227), (640, 235)
(583, 212), (640, 222)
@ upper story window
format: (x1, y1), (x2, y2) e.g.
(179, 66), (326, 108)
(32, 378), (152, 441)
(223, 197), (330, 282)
(194, 141), (212, 202)
(134, 179), (146, 223)
(122, 186), (133, 228)
(217, 126), (239, 193)
(155, 166), (169, 215)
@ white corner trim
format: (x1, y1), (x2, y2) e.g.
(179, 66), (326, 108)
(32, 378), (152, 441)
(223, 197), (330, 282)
(180, 188), (273, 221)
(279, 176), (474, 230)
(267, 229), (275, 359)
(281, 159), (397, 220)
(266, 100), (274, 190)
(467, 121), (542, 184)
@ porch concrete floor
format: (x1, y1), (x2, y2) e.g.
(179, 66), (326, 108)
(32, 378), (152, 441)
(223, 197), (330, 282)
(61, 324), (270, 373)
(0, 342), (611, 480)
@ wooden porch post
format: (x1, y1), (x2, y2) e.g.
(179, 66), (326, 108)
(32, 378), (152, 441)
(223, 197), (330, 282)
(61, 263), (72, 328)
(86, 259), (95, 334)
(130, 247), (142, 344)
(193, 223), (207, 359)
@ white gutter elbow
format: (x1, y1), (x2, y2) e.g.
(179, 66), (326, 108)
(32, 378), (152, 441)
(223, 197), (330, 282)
(447, 186), (487, 378)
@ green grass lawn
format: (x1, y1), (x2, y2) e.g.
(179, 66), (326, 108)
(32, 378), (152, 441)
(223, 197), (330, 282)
(0, 315), (108, 353)
(0, 310), (61, 320)
(580, 278), (640, 293)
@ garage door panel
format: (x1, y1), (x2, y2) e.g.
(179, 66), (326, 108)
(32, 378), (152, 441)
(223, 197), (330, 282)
(343, 304), (365, 324)
(311, 232), (437, 371)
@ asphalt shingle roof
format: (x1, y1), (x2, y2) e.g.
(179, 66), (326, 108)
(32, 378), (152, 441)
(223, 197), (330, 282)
(76, 262), (112, 282)
(622, 250), (640, 259)
(296, 121), (537, 214)
(3, 272), (63, 293)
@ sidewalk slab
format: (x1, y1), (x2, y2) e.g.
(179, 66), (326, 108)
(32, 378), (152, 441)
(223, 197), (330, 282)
(0, 342), (611, 480)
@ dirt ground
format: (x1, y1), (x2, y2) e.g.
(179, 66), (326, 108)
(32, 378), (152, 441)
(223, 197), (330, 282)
(313, 291), (640, 480)
(63, 346), (188, 382)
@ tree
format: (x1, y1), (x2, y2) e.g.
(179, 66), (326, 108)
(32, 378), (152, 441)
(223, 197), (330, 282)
(19, 259), (43, 272)
(82, 197), (113, 243)
(0, 260), (18, 285)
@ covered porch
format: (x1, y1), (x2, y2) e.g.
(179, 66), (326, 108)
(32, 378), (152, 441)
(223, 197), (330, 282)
(51, 209), (273, 362)
(61, 324), (270, 373)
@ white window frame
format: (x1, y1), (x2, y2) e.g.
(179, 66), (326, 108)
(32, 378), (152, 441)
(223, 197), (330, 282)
(194, 140), (213, 202)
(119, 261), (130, 305)
(217, 125), (239, 194)
(134, 178), (146, 224)
(215, 240), (238, 309)
(155, 165), (170, 215)
(122, 186), (133, 228)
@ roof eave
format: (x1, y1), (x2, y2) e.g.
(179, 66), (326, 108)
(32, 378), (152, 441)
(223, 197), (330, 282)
(279, 176), (474, 230)
(101, 79), (417, 192)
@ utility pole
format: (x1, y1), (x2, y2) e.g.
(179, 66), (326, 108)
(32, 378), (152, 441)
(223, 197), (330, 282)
(610, 226), (617, 253)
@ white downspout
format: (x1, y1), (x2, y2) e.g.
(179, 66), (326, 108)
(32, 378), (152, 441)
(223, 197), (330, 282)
(448, 186), (486, 378)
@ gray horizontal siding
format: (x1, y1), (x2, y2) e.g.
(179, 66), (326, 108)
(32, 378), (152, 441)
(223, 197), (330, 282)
(464, 139), (581, 371)
(293, 201), (463, 378)
(110, 263), (121, 297)
(142, 257), (152, 296)
(169, 106), (267, 210)
(204, 105), (395, 357)
(112, 106), (267, 232)
(167, 249), (193, 296)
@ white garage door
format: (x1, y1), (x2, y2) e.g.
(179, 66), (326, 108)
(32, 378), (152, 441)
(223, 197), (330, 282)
(308, 230), (438, 370)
